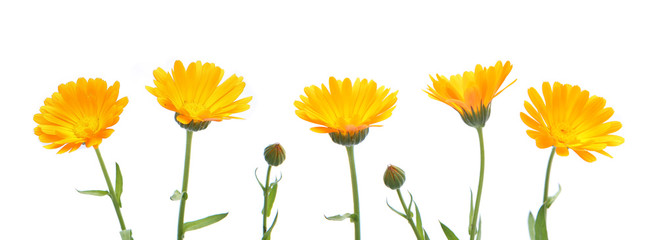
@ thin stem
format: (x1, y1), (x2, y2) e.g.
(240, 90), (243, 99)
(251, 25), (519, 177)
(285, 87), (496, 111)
(469, 127), (485, 240)
(345, 146), (361, 240)
(396, 189), (422, 240)
(177, 130), (194, 240)
(94, 147), (127, 230)
(262, 165), (272, 234)
(543, 147), (557, 203)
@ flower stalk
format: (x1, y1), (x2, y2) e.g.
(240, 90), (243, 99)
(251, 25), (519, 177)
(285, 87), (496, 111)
(469, 127), (485, 240)
(177, 130), (194, 240)
(94, 147), (129, 237)
(262, 165), (272, 234)
(346, 146), (361, 240)
(543, 147), (557, 204)
(396, 189), (423, 240)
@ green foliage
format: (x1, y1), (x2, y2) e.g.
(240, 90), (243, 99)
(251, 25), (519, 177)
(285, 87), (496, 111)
(183, 213), (229, 232)
(439, 221), (460, 240)
(76, 189), (109, 196)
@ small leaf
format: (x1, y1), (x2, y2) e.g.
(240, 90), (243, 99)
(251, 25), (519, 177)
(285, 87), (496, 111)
(439, 221), (460, 240)
(424, 229), (431, 240)
(386, 199), (407, 218)
(407, 191), (414, 218)
(183, 213), (229, 232)
(534, 205), (548, 240)
(545, 184), (562, 208)
(415, 202), (424, 240)
(476, 218), (482, 240)
(262, 211), (279, 240)
(77, 189), (108, 196)
(170, 190), (182, 201)
(469, 189), (474, 235)
(255, 168), (265, 191)
(115, 163), (123, 208)
(325, 213), (354, 222)
(119, 229), (133, 240)
(528, 212), (536, 240)
(265, 182), (278, 217)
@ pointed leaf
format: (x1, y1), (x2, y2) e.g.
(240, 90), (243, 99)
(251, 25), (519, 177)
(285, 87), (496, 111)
(476, 217), (482, 240)
(170, 190), (182, 201)
(545, 184), (562, 208)
(255, 168), (265, 191)
(77, 189), (108, 196)
(386, 199), (407, 218)
(407, 191), (414, 218)
(469, 189), (474, 235)
(325, 213), (354, 221)
(439, 221), (460, 240)
(262, 211), (279, 240)
(528, 212), (536, 240)
(115, 163), (123, 208)
(415, 202), (424, 240)
(183, 213), (229, 232)
(424, 229), (431, 240)
(119, 229), (133, 240)
(534, 205), (548, 240)
(265, 182), (278, 217)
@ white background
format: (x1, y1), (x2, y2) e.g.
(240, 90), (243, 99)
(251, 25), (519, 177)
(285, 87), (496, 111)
(1, 1), (654, 239)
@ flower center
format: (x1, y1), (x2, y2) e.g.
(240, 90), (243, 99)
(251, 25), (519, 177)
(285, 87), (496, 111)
(73, 117), (99, 138)
(183, 102), (207, 117)
(551, 123), (574, 143)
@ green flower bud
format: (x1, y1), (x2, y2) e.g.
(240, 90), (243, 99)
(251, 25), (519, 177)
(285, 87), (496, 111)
(264, 143), (286, 166)
(383, 164), (406, 190)
(329, 128), (369, 146)
(175, 113), (210, 132)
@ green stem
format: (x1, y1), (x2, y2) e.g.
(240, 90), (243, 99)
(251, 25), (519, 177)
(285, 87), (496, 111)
(397, 189), (422, 240)
(543, 147), (557, 203)
(177, 130), (194, 240)
(345, 146), (361, 240)
(263, 165), (272, 234)
(469, 127), (485, 240)
(94, 147), (127, 231)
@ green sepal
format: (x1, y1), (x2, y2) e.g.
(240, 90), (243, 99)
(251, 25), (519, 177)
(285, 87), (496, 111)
(545, 184), (561, 208)
(77, 189), (109, 196)
(115, 163), (123, 208)
(170, 190), (182, 201)
(119, 229), (133, 240)
(468, 189), (474, 236)
(415, 202), (424, 240)
(255, 168), (265, 191)
(264, 182), (278, 217)
(528, 212), (536, 240)
(439, 221), (460, 240)
(183, 212), (229, 232)
(386, 199), (407, 218)
(325, 213), (355, 222)
(262, 211), (279, 240)
(534, 205), (548, 240)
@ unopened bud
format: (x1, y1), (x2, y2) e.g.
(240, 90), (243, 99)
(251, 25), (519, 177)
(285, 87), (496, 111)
(383, 164), (406, 190)
(264, 143), (286, 166)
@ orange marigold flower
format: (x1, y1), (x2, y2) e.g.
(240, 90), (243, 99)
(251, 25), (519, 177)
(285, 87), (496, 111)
(425, 60), (516, 128)
(521, 82), (624, 162)
(146, 60), (252, 130)
(34, 78), (128, 154)
(294, 77), (398, 146)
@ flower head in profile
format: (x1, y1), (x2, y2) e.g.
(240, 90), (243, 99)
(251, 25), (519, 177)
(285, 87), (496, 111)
(146, 60), (252, 131)
(294, 77), (398, 146)
(425, 61), (515, 128)
(34, 78), (129, 154)
(521, 82), (624, 162)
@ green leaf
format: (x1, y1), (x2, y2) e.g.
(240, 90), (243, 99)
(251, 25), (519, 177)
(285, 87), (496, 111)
(183, 213), (229, 232)
(476, 218), (482, 240)
(119, 229), (133, 240)
(255, 168), (265, 191)
(469, 189), (474, 236)
(439, 221), (460, 240)
(386, 199), (406, 218)
(545, 184), (561, 209)
(534, 205), (548, 240)
(407, 191), (414, 218)
(115, 163), (123, 208)
(324, 213), (354, 222)
(415, 202), (424, 240)
(265, 182), (278, 217)
(77, 189), (109, 196)
(170, 190), (182, 201)
(528, 212), (536, 240)
(424, 229), (431, 240)
(262, 211), (279, 240)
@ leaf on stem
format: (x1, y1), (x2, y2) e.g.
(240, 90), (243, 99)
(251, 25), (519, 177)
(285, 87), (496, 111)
(545, 184), (562, 208)
(415, 202), (424, 240)
(528, 212), (536, 240)
(386, 199), (407, 218)
(170, 190), (182, 201)
(115, 163), (123, 208)
(325, 213), (355, 222)
(439, 221), (460, 240)
(476, 218), (482, 240)
(534, 205), (548, 240)
(255, 168), (265, 191)
(262, 211), (279, 240)
(265, 182), (278, 217)
(76, 189), (108, 196)
(183, 213), (229, 232)
(119, 229), (133, 240)
(469, 189), (474, 235)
